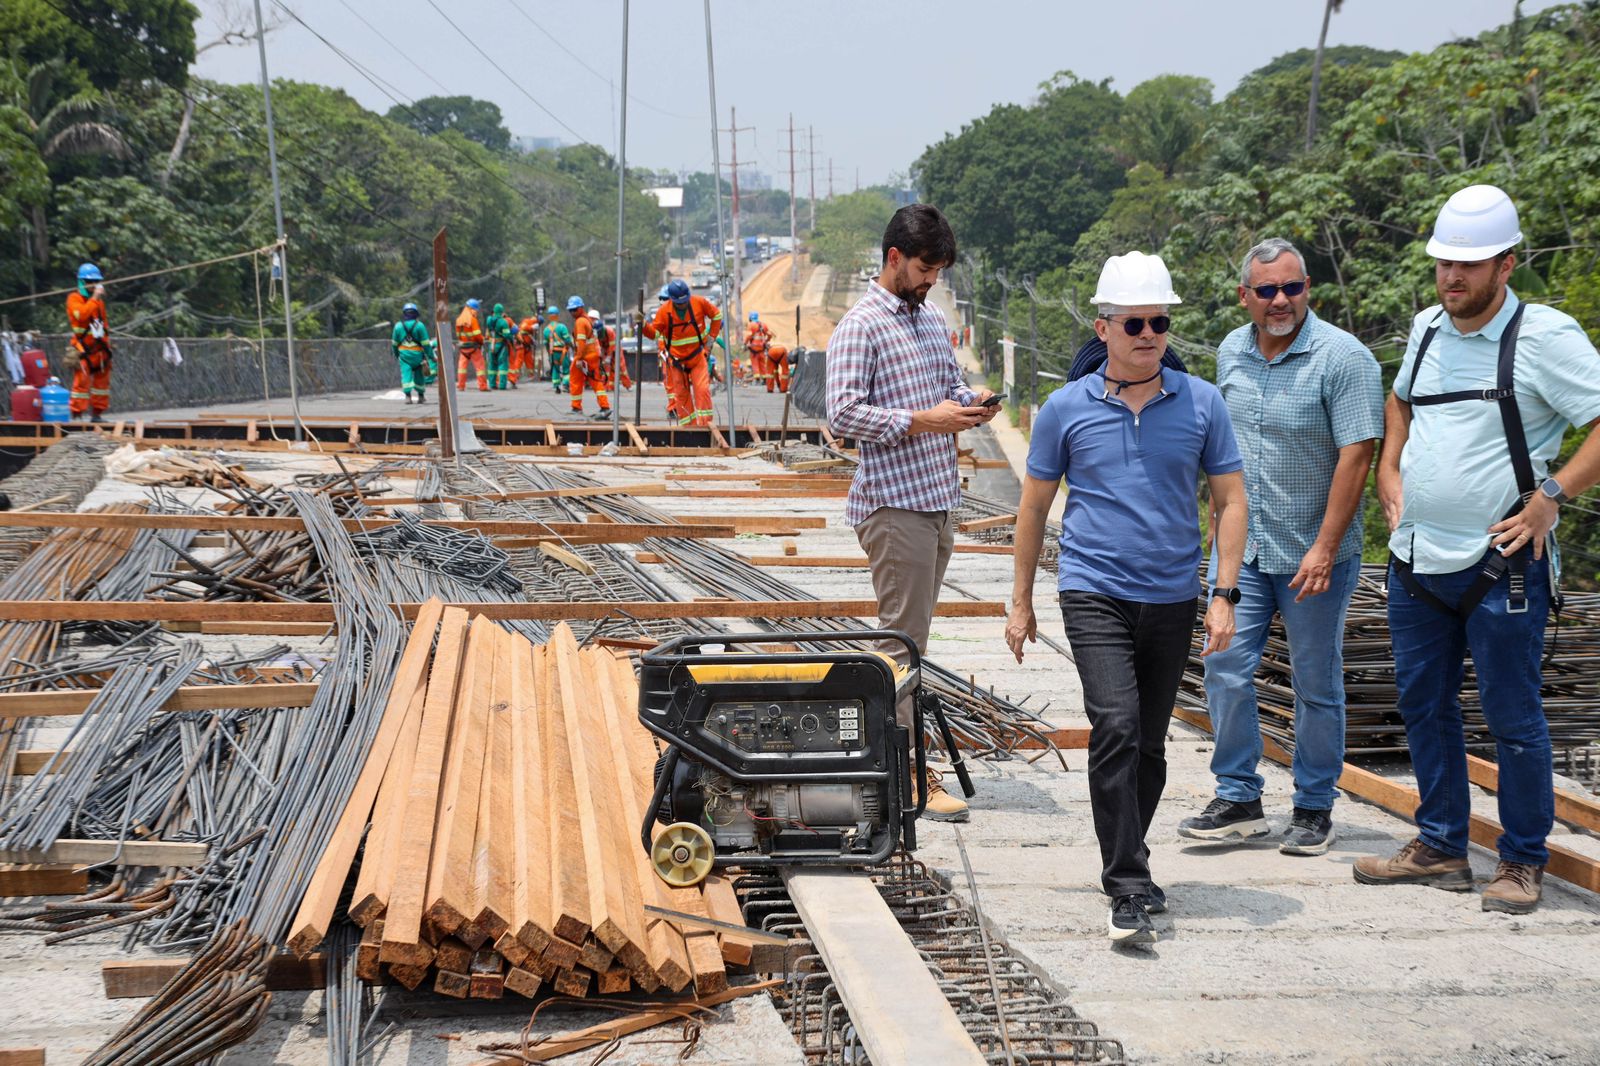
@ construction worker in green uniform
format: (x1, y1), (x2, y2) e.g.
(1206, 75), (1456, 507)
(543, 305), (573, 393)
(391, 302), (436, 405)
(485, 302), (514, 390)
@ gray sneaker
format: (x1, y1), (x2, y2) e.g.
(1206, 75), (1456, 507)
(1280, 807), (1335, 856)
(1178, 797), (1270, 841)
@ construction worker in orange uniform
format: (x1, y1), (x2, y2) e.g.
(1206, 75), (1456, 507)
(511, 315), (539, 387)
(767, 343), (791, 393)
(745, 311), (773, 389)
(587, 308), (632, 391)
(642, 279), (722, 427)
(565, 296), (611, 419)
(454, 298), (487, 391)
(66, 262), (112, 421)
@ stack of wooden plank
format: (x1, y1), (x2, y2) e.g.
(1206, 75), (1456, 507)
(116, 452), (269, 492)
(289, 602), (746, 1000)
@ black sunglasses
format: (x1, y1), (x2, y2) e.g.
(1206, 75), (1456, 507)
(1100, 314), (1170, 336)
(1249, 280), (1307, 300)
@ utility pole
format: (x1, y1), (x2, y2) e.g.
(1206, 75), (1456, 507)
(610, 0), (630, 447)
(854, 166), (859, 193)
(720, 106), (755, 358)
(807, 126), (817, 232)
(780, 114), (799, 287)
(702, 0), (735, 445)
(828, 158), (834, 200)
(252, 0), (303, 441)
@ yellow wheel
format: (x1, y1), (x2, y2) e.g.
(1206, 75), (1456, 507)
(650, 822), (715, 887)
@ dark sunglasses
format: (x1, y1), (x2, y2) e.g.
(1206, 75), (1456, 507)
(1100, 314), (1170, 336)
(1249, 280), (1307, 300)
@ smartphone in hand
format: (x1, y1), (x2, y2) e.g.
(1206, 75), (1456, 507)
(978, 394), (1002, 408)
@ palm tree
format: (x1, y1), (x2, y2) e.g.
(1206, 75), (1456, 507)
(1306, 1), (1345, 150)
(9, 58), (130, 267)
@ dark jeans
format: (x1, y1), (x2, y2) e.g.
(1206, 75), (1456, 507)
(1388, 552), (1554, 865)
(1060, 591), (1198, 897)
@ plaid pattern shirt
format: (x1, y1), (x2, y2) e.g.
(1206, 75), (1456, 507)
(1215, 308), (1384, 572)
(827, 281), (976, 525)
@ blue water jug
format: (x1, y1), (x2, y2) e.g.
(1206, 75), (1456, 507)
(40, 377), (70, 423)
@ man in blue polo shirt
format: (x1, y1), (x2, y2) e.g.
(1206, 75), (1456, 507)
(1360, 185), (1600, 914)
(1006, 251), (1248, 945)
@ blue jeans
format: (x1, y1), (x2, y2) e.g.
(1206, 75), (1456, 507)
(1388, 552), (1553, 865)
(1203, 556), (1360, 811)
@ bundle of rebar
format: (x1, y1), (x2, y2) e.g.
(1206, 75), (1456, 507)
(1178, 564), (1600, 754)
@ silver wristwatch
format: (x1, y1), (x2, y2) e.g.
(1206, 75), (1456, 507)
(1540, 477), (1569, 505)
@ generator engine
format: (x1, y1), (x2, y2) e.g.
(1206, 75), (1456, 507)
(637, 631), (971, 886)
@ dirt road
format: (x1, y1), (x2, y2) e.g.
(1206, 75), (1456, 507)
(738, 253), (838, 349)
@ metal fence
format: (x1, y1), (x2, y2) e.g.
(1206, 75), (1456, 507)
(7, 335), (395, 413)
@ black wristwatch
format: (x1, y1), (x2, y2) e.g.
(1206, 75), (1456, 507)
(1211, 586), (1241, 605)
(1540, 477), (1569, 505)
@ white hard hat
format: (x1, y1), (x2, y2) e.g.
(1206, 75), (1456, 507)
(1426, 184), (1522, 260)
(1091, 250), (1182, 307)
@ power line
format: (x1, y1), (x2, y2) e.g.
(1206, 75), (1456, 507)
(421, 0), (598, 148)
(331, 0), (450, 94)
(500, 0), (697, 122)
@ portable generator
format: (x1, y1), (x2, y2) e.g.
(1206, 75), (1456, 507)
(637, 630), (972, 886)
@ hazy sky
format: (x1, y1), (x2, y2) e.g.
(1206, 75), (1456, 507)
(195, 0), (1560, 189)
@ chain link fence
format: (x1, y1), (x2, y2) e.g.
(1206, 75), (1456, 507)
(6, 335), (395, 414)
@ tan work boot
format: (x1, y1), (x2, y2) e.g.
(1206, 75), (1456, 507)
(1482, 860), (1543, 914)
(1352, 837), (1472, 890)
(917, 766), (970, 823)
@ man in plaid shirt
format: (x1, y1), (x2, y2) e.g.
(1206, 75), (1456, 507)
(826, 203), (999, 821)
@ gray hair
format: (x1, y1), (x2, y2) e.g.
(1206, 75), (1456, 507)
(1239, 238), (1308, 286)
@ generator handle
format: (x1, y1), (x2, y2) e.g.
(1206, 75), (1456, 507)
(641, 629), (924, 672)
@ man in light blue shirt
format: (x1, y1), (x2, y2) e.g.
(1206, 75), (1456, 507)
(1358, 185), (1600, 914)
(1178, 238), (1382, 856)
(1006, 251), (1248, 946)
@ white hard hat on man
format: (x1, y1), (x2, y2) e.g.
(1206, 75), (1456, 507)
(1427, 184), (1522, 260)
(1091, 250), (1183, 308)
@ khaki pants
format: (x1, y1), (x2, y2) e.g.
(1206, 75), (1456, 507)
(855, 506), (955, 728)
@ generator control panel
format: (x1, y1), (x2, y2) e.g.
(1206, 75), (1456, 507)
(703, 699), (865, 755)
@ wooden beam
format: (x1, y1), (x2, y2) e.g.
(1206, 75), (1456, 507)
(0, 840), (206, 867)
(369, 483), (668, 506)
(0, 681), (318, 720)
(1171, 707), (1600, 895)
(957, 514), (1017, 533)
(0, 864), (87, 896)
(102, 954), (327, 999)
(1467, 753), (1600, 835)
(783, 869), (985, 1066)
(637, 552), (869, 569)
(953, 543), (1014, 556)
(660, 514), (827, 531)
(3, 600), (1005, 623)
(0, 511), (731, 541)
(538, 542), (596, 576)
(0, 1049), (45, 1066)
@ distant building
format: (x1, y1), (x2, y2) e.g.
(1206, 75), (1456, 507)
(512, 135), (566, 154)
(736, 167), (772, 191)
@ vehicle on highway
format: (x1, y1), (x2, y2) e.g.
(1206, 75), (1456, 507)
(697, 252), (715, 266)
(691, 267), (714, 288)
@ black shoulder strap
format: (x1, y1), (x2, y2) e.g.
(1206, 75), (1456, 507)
(1495, 303), (1533, 500)
(1405, 314), (1444, 400)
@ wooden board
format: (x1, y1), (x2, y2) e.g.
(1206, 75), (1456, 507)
(0, 511), (732, 541)
(0, 864), (87, 896)
(425, 618), (494, 940)
(538, 644), (591, 946)
(1466, 752), (1600, 835)
(0, 1049), (45, 1066)
(349, 682), (429, 927)
(103, 954), (327, 999)
(957, 513), (1017, 533)
(0, 682), (318, 720)
(665, 514), (826, 531)
(380, 608), (469, 968)
(0, 599), (1004, 623)
(510, 636), (554, 957)
(0, 840), (206, 867)
(783, 869), (985, 1066)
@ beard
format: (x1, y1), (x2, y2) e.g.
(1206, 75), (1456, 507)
(1439, 275), (1499, 320)
(1262, 312), (1299, 337)
(892, 266), (932, 307)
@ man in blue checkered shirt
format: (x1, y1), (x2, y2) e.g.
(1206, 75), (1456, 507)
(1178, 238), (1383, 856)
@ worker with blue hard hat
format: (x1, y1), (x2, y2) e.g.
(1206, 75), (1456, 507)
(391, 301), (438, 405)
(543, 304), (574, 394)
(746, 310), (774, 388)
(66, 262), (111, 420)
(643, 280), (723, 425)
(565, 295), (611, 418)
(455, 298), (487, 391)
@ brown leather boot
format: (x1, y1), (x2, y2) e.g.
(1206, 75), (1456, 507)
(1352, 837), (1472, 890)
(1481, 860), (1543, 914)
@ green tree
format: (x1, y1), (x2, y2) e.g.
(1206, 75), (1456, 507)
(1118, 75), (1212, 177)
(387, 95), (510, 152)
(808, 189), (894, 271)
(0, 0), (197, 91)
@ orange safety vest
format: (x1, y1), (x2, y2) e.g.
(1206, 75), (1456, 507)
(455, 307), (483, 349)
(66, 291), (110, 359)
(644, 296), (723, 365)
(746, 321), (772, 353)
